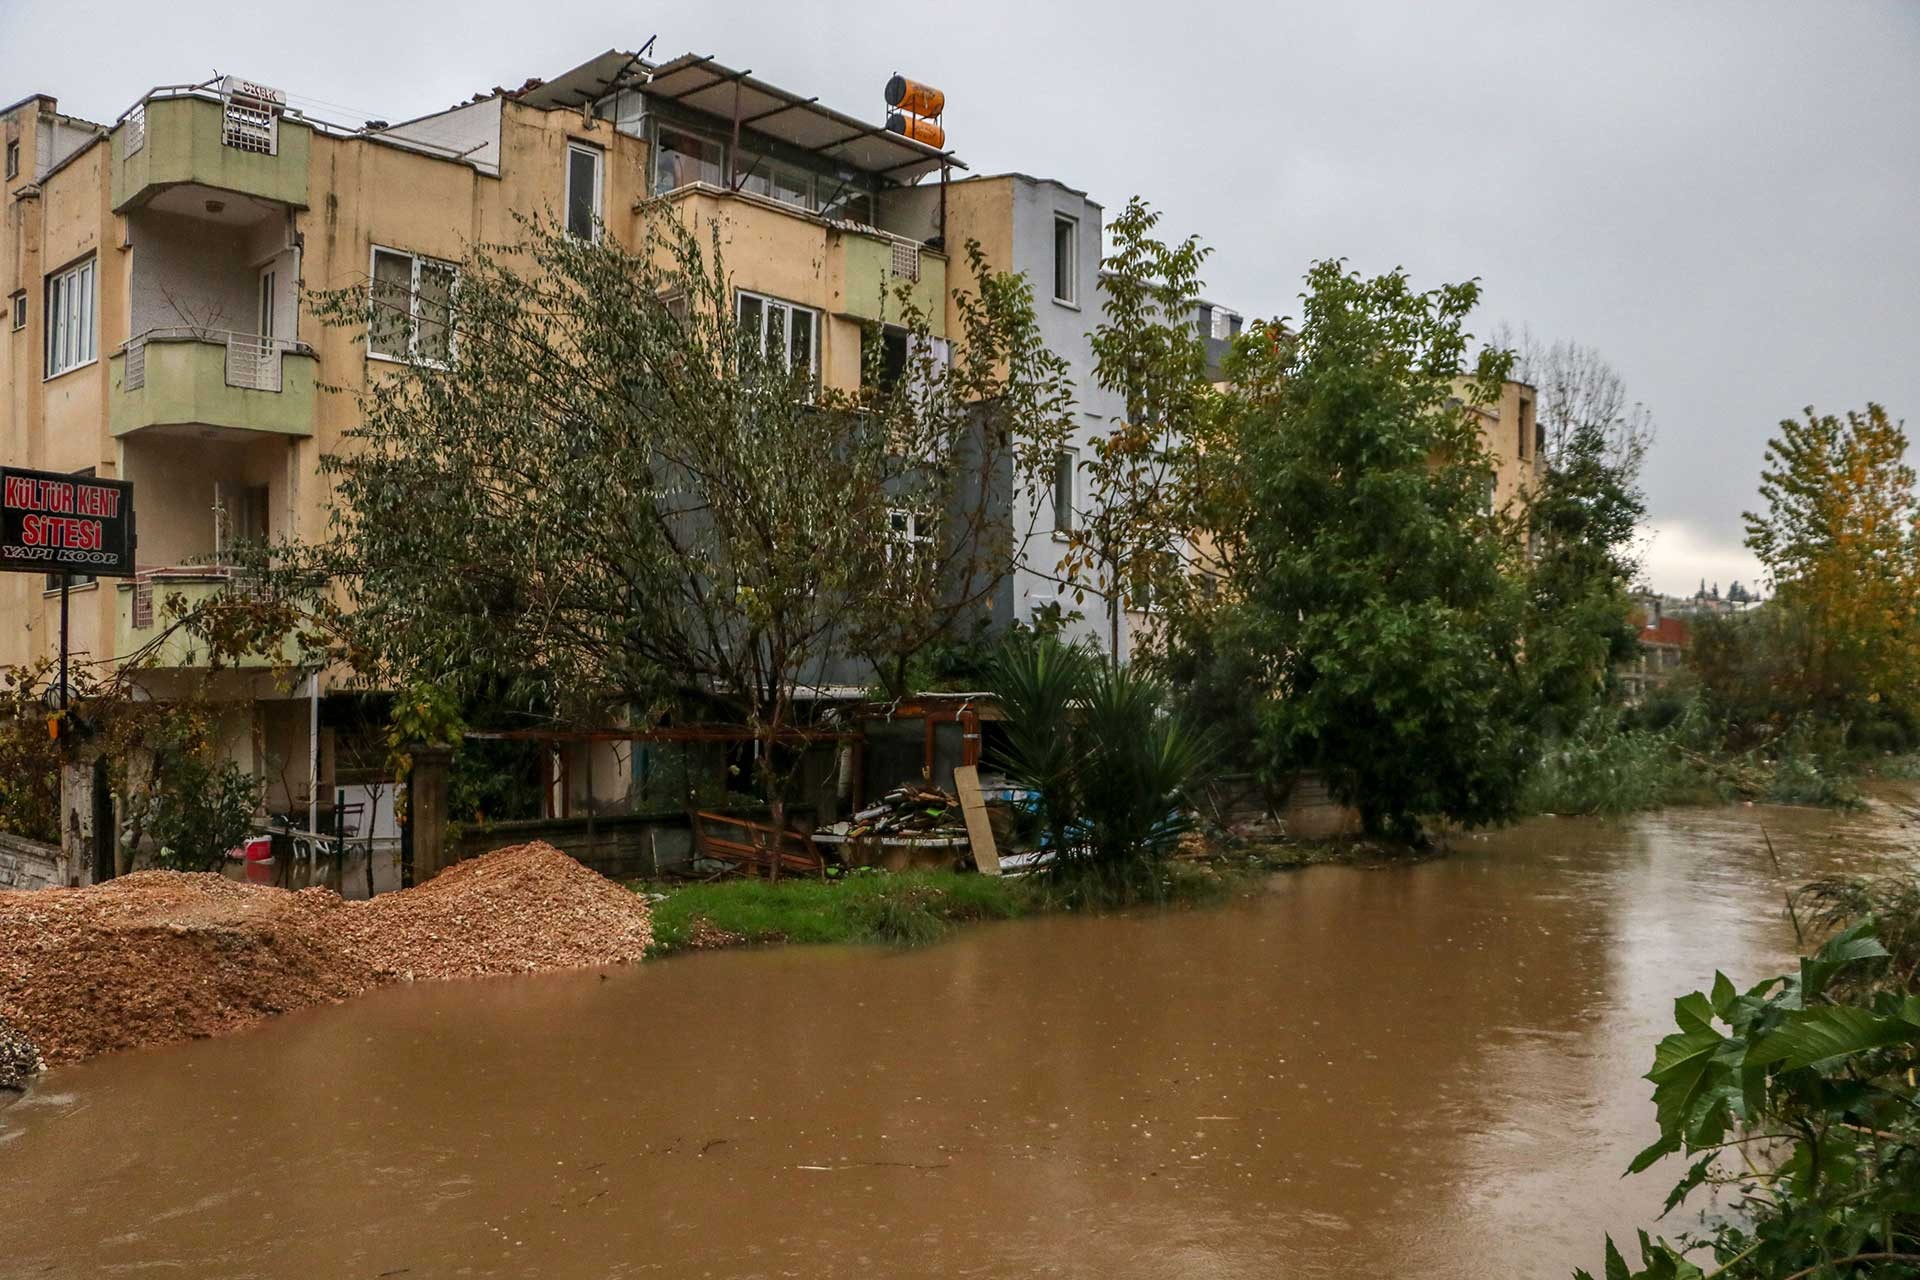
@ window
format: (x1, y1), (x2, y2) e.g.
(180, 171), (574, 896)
(886, 508), (934, 566)
(1052, 449), (1077, 533)
(257, 268), (277, 339)
(1052, 215), (1078, 306)
(369, 247), (457, 363)
(738, 153), (814, 211)
(566, 143), (603, 241)
(4, 141), (17, 181)
(735, 291), (818, 381)
(862, 325), (909, 392)
(818, 186), (874, 226)
(44, 468), (97, 590)
(9, 292), (23, 331)
(44, 256), (96, 378)
(1517, 397), (1532, 459)
(653, 126), (725, 195)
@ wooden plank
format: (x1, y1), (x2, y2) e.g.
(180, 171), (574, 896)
(952, 765), (1000, 876)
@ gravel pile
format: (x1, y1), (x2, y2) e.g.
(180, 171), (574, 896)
(0, 843), (650, 1071)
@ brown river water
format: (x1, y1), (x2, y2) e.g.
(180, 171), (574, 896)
(3, 796), (1917, 1279)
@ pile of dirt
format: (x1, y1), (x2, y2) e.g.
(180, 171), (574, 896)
(0, 843), (650, 1071)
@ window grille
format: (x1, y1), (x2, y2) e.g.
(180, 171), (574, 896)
(220, 78), (283, 155)
(890, 240), (921, 283)
(124, 337), (147, 390)
(132, 580), (153, 630)
(122, 105), (146, 157)
(224, 332), (282, 391)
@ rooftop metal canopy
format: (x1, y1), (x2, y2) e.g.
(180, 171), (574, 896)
(514, 49), (650, 112)
(640, 53), (962, 183)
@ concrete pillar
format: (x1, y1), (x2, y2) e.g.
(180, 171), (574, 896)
(407, 744), (455, 882)
(56, 756), (96, 887)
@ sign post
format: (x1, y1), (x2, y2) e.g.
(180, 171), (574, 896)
(1, 466), (137, 712)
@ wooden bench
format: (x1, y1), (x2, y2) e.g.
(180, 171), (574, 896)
(687, 810), (827, 879)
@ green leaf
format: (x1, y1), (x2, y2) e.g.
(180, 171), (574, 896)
(1603, 1235), (1630, 1280)
(1750, 1005), (1919, 1071)
(1709, 971), (1737, 1018)
(1799, 920), (1888, 999)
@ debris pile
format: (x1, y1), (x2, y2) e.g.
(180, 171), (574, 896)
(0, 843), (651, 1071)
(845, 784), (967, 840)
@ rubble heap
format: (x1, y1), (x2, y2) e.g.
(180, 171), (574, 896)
(0, 842), (651, 1069)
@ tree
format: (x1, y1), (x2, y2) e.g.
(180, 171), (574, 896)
(1743, 404), (1920, 724)
(258, 212), (1071, 859)
(1215, 261), (1530, 840)
(1060, 198), (1217, 659)
(1502, 334), (1652, 732)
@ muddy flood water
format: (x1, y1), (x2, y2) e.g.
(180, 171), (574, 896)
(4, 797), (1917, 1278)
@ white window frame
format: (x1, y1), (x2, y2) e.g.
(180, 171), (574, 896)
(367, 245), (458, 366)
(44, 256), (96, 379)
(1051, 214), (1079, 308)
(1052, 447), (1077, 535)
(886, 507), (935, 566)
(4, 140), (17, 181)
(565, 142), (604, 241)
(734, 289), (820, 381)
(9, 291), (23, 331)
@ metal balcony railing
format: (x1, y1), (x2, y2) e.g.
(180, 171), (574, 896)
(122, 327), (299, 393)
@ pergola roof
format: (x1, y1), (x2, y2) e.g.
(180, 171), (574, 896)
(514, 51), (962, 183)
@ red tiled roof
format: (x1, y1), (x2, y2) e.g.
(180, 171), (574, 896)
(1641, 616), (1690, 648)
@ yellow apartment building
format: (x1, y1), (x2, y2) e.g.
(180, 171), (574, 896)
(1, 51), (970, 826)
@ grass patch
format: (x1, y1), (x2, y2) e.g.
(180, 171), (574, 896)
(642, 870), (1039, 956)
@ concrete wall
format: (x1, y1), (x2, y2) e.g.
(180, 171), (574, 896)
(457, 812), (695, 881)
(0, 831), (66, 891)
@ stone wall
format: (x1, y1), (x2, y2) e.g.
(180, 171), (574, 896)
(0, 832), (67, 892)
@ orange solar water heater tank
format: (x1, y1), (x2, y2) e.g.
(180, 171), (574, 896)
(885, 74), (945, 118)
(887, 113), (946, 148)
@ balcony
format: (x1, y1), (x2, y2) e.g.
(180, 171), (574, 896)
(109, 329), (316, 439)
(112, 92), (311, 212)
(658, 185), (948, 336)
(115, 570), (298, 669)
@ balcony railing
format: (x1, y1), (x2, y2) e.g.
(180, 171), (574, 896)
(122, 327), (297, 393)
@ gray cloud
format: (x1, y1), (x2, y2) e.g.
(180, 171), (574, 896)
(10, 0), (1914, 594)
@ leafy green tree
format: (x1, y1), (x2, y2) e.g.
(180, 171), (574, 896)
(246, 213), (1071, 860)
(1214, 261), (1529, 840)
(1505, 335), (1651, 732)
(1061, 198), (1217, 658)
(1743, 404), (1920, 725)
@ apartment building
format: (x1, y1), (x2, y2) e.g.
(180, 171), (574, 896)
(5, 51), (1195, 828)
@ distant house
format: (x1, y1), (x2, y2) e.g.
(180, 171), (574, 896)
(1621, 592), (1692, 702)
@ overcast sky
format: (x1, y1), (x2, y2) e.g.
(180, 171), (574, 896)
(7, 0), (1914, 596)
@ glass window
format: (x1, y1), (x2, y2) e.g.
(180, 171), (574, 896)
(862, 326), (909, 391)
(9, 292), (23, 331)
(1053, 450), (1076, 532)
(4, 141), (17, 180)
(739, 153), (813, 211)
(886, 507), (934, 567)
(369, 247), (458, 364)
(818, 186), (874, 226)
(45, 257), (95, 377)
(566, 144), (602, 240)
(735, 291), (818, 382)
(1052, 216), (1077, 305)
(653, 126), (725, 194)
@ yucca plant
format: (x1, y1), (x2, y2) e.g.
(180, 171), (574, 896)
(987, 636), (1215, 896)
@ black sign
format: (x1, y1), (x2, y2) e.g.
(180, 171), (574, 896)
(0, 466), (136, 577)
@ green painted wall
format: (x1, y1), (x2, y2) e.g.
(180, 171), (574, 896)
(109, 341), (316, 437)
(115, 578), (290, 668)
(840, 235), (948, 336)
(112, 96), (310, 211)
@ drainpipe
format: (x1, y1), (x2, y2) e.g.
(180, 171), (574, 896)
(307, 669), (319, 841)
